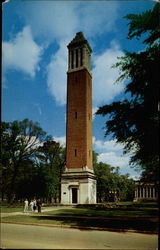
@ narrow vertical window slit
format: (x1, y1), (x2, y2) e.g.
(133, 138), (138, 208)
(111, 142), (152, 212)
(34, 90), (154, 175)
(75, 149), (77, 157)
(76, 49), (78, 68)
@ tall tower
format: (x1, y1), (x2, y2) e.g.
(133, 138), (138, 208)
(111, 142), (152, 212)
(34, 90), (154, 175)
(61, 32), (96, 204)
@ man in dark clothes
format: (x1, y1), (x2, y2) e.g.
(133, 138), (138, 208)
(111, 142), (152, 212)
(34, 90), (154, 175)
(37, 199), (42, 213)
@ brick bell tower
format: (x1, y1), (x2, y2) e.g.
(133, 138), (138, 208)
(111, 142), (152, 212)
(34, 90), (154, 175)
(61, 32), (97, 204)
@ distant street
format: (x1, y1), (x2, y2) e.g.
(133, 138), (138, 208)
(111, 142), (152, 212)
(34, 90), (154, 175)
(1, 223), (158, 249)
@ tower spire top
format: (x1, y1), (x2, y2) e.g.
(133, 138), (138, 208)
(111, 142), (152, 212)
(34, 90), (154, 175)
(68, 32), (92, 52)
(67, 32), (92, 73)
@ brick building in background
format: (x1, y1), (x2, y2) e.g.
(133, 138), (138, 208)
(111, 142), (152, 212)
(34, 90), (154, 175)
(61, 32), (97, 204)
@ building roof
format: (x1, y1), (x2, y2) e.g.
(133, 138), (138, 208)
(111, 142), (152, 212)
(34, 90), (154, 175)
(67, 32), (92, 52)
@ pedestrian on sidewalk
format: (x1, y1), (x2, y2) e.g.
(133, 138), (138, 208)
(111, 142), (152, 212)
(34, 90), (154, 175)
(24, 199), (29, 213)
(33, 198), (37, 212)
(30, 200), (34, 212)
(37, 199), (42, 213)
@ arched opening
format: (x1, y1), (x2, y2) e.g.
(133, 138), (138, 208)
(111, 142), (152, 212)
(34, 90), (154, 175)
(72, 188), (78, 203)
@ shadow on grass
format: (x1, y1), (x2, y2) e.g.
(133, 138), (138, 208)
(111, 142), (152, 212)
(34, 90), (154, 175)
(33, 213), (158, 234)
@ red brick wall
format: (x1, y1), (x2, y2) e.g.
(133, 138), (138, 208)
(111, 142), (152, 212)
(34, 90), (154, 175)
(66, 69), (93, 169)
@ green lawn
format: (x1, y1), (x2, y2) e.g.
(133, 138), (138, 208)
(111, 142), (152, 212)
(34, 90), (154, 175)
(1, 206), (23, 213)
(44, 206), (158, 218)
(1, 202), (158, 233)
(1, 215), (63, 226)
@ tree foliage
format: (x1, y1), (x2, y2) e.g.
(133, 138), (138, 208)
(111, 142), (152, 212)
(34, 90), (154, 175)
(37, 139), (66, 202)
(1, 119), (46, 202)
(96, 3), (159, 181)
(93, 160), (135, 202)
(0, 119), (65, 203)
(125, 3), (160, 45)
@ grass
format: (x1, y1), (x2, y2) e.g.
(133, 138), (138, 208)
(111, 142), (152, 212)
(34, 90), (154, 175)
(44, 207), (158, 218)
(1, 202), (158, 233)
(1, 215), (63, 226)
(1, 202), (24, 213)
(1, 206), (23, 213)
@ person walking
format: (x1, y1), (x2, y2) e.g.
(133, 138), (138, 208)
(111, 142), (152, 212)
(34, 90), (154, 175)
(24, 199), (29, 213)
(37, 199), (42, 213)
(33, 198), (37, 212)
(30, 200), (34, 212)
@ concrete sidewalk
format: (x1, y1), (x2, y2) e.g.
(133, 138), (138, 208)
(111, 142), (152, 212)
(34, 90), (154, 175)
(1, 206), (71, 217)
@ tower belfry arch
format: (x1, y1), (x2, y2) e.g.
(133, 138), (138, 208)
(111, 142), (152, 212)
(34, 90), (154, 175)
(61, 32), (97, 204)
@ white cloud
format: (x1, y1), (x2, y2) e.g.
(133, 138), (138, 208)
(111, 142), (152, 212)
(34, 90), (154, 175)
(53, 136), (66, 146)
(3, 2), (122, 106)
(78, 2), (119, 37)
(97, 151), (140, 179)
(98, 151), (141, 179)
(98, 151), (129, 168)
(2, 26), (43, 77)
(93, 136), (141, 178)
(9, 2), (120, 105)
(93, 137), (123, 153)
(47, 39), (68, 105)
(19, 2), (78, 44)
(92, 107), (98, 120)
(17, 1), (119, 44)
(92, 40), (124, 106)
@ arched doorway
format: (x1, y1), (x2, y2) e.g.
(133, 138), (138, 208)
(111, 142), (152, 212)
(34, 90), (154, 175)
(72, 188), (78, 203)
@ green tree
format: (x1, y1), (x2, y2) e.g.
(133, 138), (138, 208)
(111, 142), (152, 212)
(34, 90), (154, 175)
(96, 3), (159, 182)
(94, 162), (115, 202)
(92, 150), (99, 167)
(94, 161), (135, 202)
(37, 139), (66, 203)
(116, 174), (135, 201)
(1, 119), (46, 202)
(14, 159), (37, 200)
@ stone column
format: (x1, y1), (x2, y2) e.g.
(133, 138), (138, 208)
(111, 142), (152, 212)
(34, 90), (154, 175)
(146, 186), (148, 198)
(84, 46), (89, 70)
(139, 186), (141, 198)
(78, 48), (81, 68)
(149, 186), (151, 198)
(73, 50), (76, 69)
(87, 50), (90, 70)
(81, 47), (83, 66)
(69, 187), (72, 204)
(137, 186), (139, 199)
(134, 189), (137, 199)
(153, 187), (155, 198)
(143, 187), (145, 198)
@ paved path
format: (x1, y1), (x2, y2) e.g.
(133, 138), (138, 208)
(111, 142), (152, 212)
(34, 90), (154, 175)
(1, 206), (69, 218)
(1, 223), (158, 249)
(1, 209), (53, 218)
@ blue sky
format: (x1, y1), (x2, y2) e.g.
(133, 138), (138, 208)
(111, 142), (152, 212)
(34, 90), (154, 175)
(2, 0), (156, 179)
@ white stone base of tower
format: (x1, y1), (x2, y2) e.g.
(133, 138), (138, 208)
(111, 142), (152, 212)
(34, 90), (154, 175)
(61, 167), (97, 204)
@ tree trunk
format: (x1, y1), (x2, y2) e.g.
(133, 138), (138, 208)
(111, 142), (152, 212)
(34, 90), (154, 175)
(8, 164), (19, 203)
